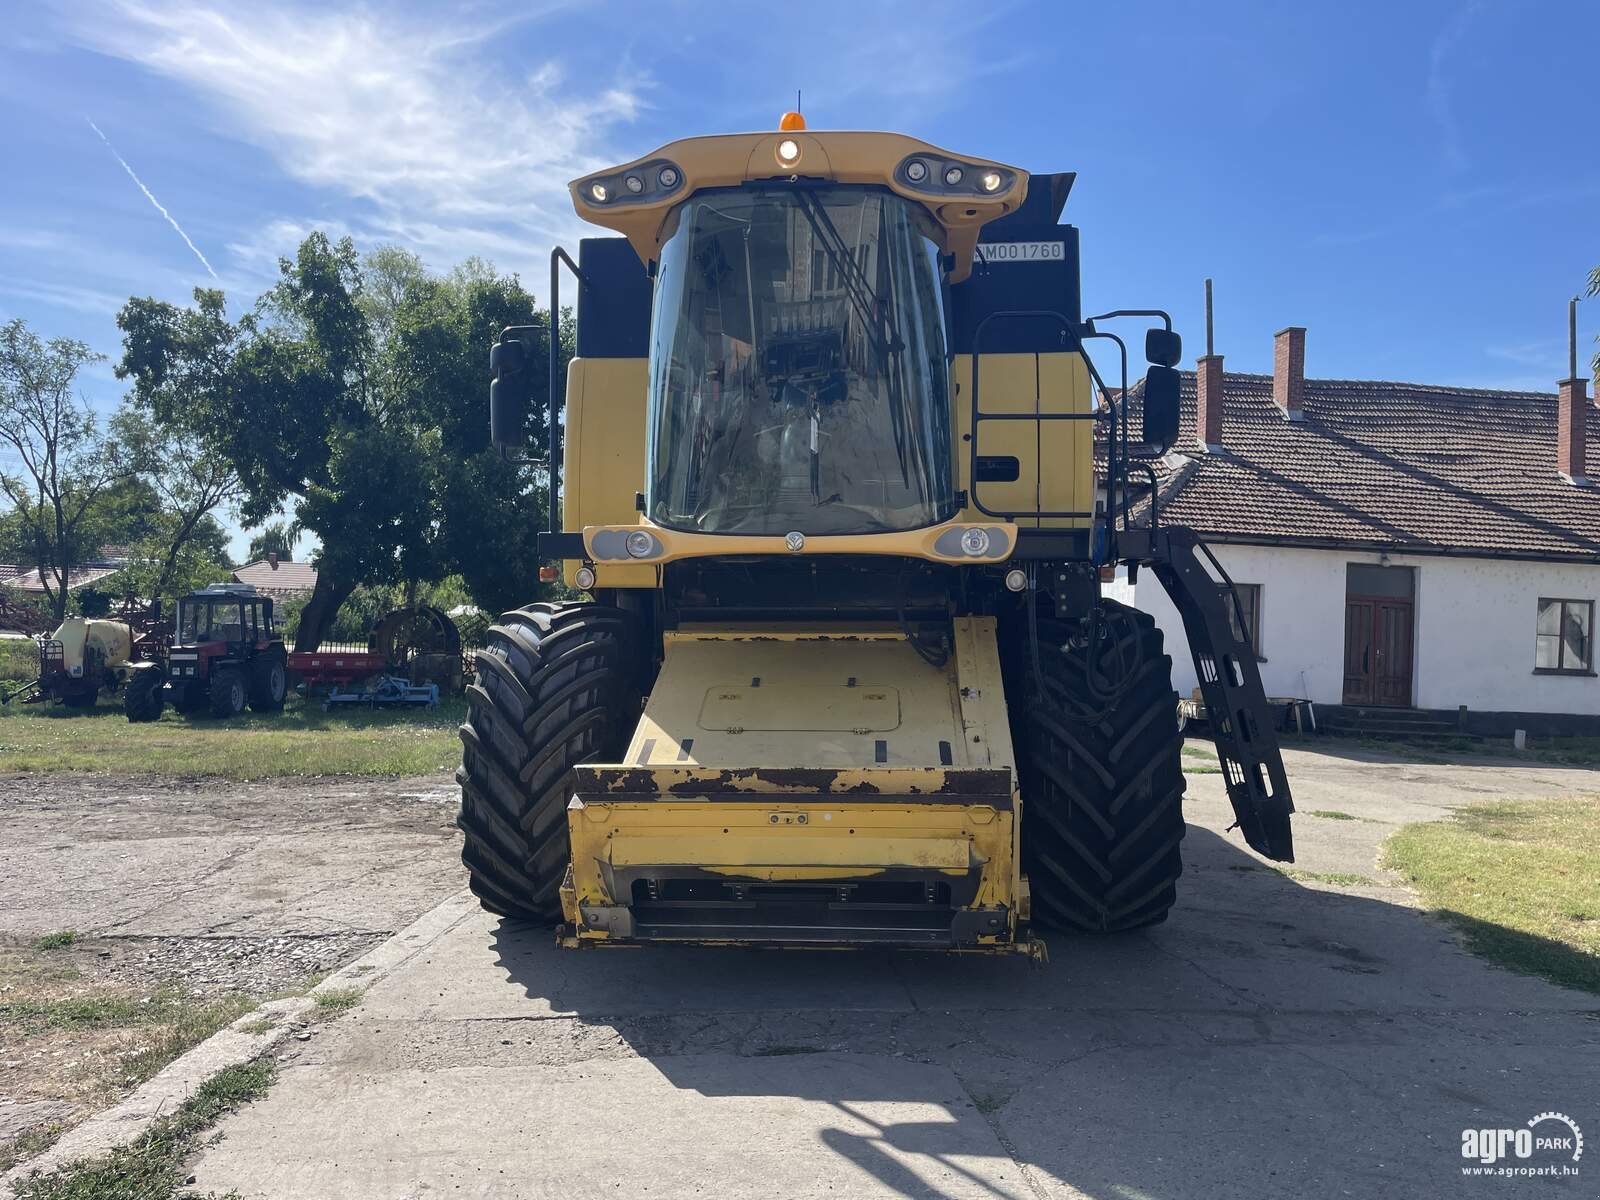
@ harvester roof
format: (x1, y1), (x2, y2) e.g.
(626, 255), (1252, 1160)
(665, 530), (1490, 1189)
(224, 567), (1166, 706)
(570, 125), (1028, 282)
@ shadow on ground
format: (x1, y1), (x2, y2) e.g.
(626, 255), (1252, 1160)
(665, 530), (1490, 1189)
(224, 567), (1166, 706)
(465, 824), (1597, 1199)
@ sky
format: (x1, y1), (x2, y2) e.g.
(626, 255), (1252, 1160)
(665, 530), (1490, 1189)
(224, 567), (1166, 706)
(2, 0), (1597, 561)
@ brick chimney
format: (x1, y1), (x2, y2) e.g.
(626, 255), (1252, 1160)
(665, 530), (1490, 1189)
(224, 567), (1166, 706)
(1196, 353), (1224, 451)
(1273, 326), (1306, 421)
(267, 551), (279, 569)
(1557, 375), (1589, 484)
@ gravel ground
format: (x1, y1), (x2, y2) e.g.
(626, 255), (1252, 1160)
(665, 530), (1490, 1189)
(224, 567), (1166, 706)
(0, 770), (465, 1158)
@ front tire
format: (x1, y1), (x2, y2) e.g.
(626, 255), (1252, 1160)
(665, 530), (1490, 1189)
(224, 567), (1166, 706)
(1012, 601), (1187, 932)
(456, 603), (638, 923)
(208, 669), (247, 718)
(124, 671), (165, 723)
(248, 653), (287, 712)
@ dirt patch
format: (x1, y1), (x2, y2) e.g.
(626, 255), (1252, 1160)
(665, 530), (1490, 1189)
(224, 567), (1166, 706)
(0, 771), (465, 1173)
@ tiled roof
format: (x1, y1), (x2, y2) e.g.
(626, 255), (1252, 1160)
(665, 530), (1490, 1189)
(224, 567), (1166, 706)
(233, 559), (319, 594)
(1115, 372), (1600, 562)
(0, 564), (124, 593)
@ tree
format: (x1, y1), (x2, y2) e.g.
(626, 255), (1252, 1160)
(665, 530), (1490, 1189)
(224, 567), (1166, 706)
(110, 406), (240, 603)
(246, 519), (299, 563)
(0, 319), (128, 619)
(118, 232), (558, 648)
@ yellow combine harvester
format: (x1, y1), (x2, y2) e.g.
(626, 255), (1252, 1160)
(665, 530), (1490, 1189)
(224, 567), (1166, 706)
(459, 116), (1295, 956)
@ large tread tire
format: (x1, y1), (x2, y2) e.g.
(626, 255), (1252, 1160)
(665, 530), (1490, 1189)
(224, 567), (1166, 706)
(208, 669), (247, 719)
(123, 672), (165, 723)
(456, 603), (639, 923)
(1012, 601), (1187, 933)
(248, 653), (288, 712)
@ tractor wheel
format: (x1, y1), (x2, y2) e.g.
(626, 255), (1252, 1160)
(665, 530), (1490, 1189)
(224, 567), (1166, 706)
(248, 653), (288, 712)
(1011, 601), (1187, 933)
(124, 671), (165, 723)
(456, 602), (639, 923)
(208, 669), (247, 719)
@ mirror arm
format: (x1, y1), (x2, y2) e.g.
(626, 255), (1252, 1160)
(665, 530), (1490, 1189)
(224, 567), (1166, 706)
(1085, 307), (1173, 331)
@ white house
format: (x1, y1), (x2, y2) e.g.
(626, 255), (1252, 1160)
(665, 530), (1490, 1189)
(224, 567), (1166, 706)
(1111, 328), (1600, 735)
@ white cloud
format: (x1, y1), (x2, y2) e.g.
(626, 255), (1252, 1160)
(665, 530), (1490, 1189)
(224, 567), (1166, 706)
(62, 1), (646, 281)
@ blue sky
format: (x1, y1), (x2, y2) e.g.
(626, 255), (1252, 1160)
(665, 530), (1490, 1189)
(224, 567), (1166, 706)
(2, 0), (1597, 559)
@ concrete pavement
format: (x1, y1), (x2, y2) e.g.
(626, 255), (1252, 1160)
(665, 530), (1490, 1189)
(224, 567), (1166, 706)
(185, 743), (1600, 1199)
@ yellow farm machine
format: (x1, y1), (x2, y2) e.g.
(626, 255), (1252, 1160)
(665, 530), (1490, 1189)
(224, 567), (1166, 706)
(459, 116), (1294, 956)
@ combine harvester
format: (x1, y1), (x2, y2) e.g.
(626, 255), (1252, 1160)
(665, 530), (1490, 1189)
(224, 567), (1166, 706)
(461, 115), (1294, 955)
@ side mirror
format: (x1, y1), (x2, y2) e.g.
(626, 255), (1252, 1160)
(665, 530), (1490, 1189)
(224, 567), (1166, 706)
(1142, 365), (1181, 453)
(489, 334), (531, 455)
(1145, 328), (1182, 368)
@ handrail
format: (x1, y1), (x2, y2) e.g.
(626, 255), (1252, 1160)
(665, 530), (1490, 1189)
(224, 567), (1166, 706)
(549, 247), (586, 536)
(968, 309), (1103, 522)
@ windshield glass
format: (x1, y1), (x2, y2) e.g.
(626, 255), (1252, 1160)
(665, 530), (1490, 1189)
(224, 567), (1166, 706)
(646, 186), (952, 535)
(179, 600), (244, 644)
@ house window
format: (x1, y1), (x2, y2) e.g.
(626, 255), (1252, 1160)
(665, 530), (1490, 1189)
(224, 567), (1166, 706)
(1227, 583), (1263, 659)
(1535, 598), (1593, 674)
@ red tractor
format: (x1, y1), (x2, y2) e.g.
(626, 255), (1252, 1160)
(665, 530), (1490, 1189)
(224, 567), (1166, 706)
(125, 583), (288, 721)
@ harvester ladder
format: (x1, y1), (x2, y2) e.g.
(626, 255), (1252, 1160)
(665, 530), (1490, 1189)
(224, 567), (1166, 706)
(1136, 526), (1296, 862)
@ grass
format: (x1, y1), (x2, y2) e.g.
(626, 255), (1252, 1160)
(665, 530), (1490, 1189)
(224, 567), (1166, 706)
(1308, 810), (1357, 821)
(1277, 868), (1378, 887)
(310, 986), (363, 1015)
(1352, 734), (1600, 768)
(0, 1126), (66, 1176)
(31, 932), (77, 951)
(0, 695), (466, 780)
(1383, 796), (1600, 995)
(0, 636), (39, 684)
(9, 1057), (275, 1200)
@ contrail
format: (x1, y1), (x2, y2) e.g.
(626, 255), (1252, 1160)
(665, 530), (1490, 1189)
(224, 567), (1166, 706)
(86, 119), (219, 281)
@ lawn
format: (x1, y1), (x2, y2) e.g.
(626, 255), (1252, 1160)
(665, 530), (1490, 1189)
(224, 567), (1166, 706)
(0, 695), (467, 780)
(1383, 796), (1600, 995)
(1, 636), (39, 684)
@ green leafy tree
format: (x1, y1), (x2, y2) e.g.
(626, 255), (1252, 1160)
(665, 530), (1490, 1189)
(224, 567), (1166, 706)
(118, 232), (559, 648)
(109, 406), (239, 603)
(0, 319), (129, 618)
(246, 519), (299, 563)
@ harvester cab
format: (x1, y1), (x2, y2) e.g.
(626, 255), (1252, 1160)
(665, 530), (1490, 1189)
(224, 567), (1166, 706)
(462, 117), (1294, 956)
(125, 583), (288, 722)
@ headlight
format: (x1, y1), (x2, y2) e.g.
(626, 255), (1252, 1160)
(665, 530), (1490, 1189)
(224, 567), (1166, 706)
(658, 165), (680, 189)
(589, 182), (609, 203)
(905, 159), (928, 183)
(943, 165), (964, 186)
(960, 527), (991, 557)
(574, 566), (597, 590)
(777, 139), (801, 167)
(1004, 568), (1028, 592)
(981, 171), (1002, 193)
(624, 174), (644, 194)
(624, 531), (655, 559)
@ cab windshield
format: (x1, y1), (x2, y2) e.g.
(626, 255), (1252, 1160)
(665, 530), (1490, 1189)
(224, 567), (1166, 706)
(646, 186), (953, 535)
(178, 600), (245, 645)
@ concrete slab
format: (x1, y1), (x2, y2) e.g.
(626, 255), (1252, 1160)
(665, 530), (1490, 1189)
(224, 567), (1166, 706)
(196, 1054), (1032, 1200)
(172, 747), (1600, 1196)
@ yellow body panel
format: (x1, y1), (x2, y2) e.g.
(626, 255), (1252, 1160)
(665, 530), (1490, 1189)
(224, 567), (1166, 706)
(560, 357), (654, 589)
(562, 620), (1031, 953)
(953, 351), (1094, 528)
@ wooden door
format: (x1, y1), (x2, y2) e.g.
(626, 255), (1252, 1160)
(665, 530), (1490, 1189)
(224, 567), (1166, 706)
(1343, 600), (1375, 704)
(1342, 596), (1414, 707)
(1373, 600), (1414, 706)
